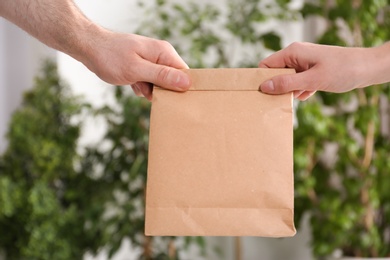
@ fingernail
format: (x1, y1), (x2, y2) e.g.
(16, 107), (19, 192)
(260, 80), (274, 93)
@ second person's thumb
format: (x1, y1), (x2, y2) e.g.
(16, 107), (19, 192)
(260, 74), (299, 95)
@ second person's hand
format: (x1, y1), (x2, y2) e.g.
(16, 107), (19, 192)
(258, 42), (390, 101)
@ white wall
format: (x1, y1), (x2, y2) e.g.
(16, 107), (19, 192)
(0, 20), (6, 153)
(58, 0), (140, 102)
(0, 18), (54, 153)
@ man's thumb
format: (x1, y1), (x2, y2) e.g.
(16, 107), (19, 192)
(155, 66), (191, 90)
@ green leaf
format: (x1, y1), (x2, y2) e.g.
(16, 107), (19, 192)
(301, 3), (322, 18)
(261, 32), (282, 51)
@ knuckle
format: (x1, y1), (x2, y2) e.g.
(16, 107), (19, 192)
(158, 40), (174, 51)
(277, 76), (293, 92)
(288, 42), (312, 53)
(288, 42), (303, 52)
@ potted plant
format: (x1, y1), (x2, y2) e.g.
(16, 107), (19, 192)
(294, 0), (390, 258)
(0, 61), (102, 259)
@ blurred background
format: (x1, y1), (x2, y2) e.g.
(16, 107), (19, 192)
(1, 0), (390, 259)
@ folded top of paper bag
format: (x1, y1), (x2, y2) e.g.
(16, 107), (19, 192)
(180, 68), (295, 91)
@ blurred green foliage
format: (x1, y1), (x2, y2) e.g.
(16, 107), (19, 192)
(2, 0), (390, 259)
(294, 0), (390, 257)
(0, 61), (108, 259)
(137, 0), (295, 68)
(0, 61), (204, 259)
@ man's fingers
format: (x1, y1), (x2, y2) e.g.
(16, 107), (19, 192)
(155, 40), (190, 69)
(140, 38), (189, 69)
(138, 82), (153, 101)
(131, 84), (143, 97)
(132, 82), (153, 101)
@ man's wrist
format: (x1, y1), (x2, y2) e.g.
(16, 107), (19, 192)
(65, 20), (107, 70)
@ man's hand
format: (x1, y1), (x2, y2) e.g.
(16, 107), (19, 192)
(0, 0), (191, 101)
(81, 31), (191, 100)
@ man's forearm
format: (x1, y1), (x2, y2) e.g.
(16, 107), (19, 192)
(0, 0), (98, 61)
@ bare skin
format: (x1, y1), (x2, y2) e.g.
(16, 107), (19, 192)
(259, 42), (390, 101)
(0, 0), (191, 100)
(3, 1), (388, 102)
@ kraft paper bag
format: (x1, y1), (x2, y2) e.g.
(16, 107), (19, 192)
(145, 68), (296, 237)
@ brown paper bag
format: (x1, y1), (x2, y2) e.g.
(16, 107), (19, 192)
(145, 68), (296, 237)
